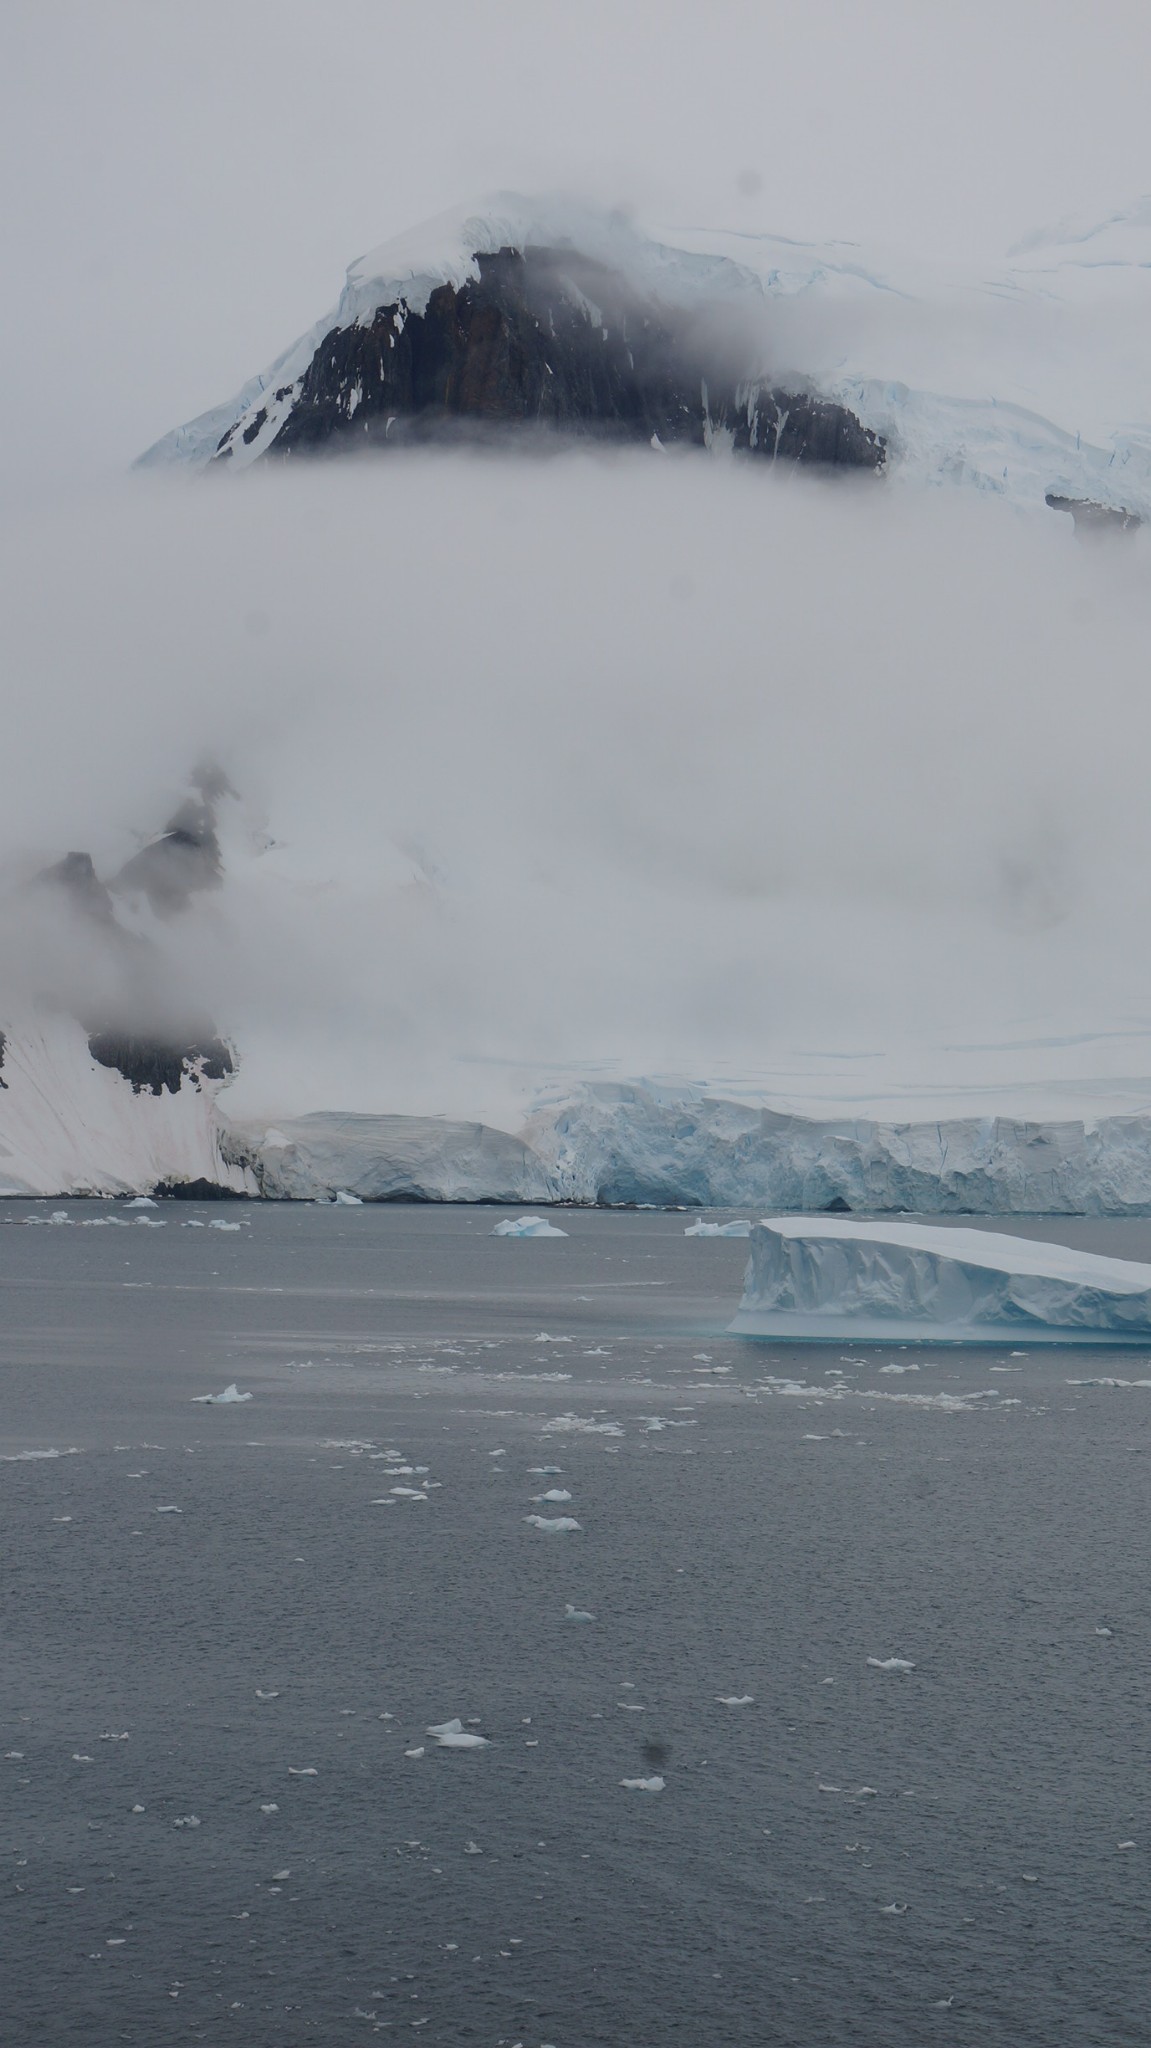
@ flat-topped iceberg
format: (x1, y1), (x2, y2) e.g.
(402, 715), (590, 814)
(731, 1217), (1151, 1344)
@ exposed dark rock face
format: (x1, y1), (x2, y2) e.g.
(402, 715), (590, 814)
(37, 851), (119, 925)
(112, 762), (234, 916)
(152, 1176), (245, 1199)
(214, 246), (883, 473)
(1045, 493), (1141, 535)
(86, 1030), (234, 1097)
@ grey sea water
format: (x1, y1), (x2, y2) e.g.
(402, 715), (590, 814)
(1, 1201), (1149, 2048)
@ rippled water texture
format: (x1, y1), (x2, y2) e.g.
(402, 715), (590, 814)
(2, 1203), (1149, 2045)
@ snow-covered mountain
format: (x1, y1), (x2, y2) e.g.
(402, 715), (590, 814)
(140, 192), (1151, 524)
(0, 772), (253, 1197)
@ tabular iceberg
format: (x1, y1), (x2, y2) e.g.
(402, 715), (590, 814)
(730, 1217), (1151, 1344)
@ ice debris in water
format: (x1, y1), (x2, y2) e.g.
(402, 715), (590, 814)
(334, 1190), (362, 1205)
(880, 1902), (909, 1915)
(533, 1488), (573, 1503)
(621, 1775), (665, 1792)
(125, 1196), (157, 1209)
(684, 1219), (752, 1237)
(404, 1747), (425, 1759)
(868, 1657), (916, 1672)
(529, 1466), (564, 1475)
(564, 1604), (596, 1621)
(525, 1514), (581, 1532)
(716, 1695), (755, 1706)
(491, 1216), (568, 1238)
(208, 1220), (241, 1231)
(426, 1719), (489, 1750)
(172, 1815), (201, 1828)
(287, 1766), (318, 1777)
(191, 1384), (252, 1404)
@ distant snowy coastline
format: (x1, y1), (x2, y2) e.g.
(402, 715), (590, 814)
(8, 1068), (1151, 1211)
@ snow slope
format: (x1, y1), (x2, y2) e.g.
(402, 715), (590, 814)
(731, 1215), (1151, 1343)
(0, 1011), (253, 1198)
(139, 191), (1151, 519)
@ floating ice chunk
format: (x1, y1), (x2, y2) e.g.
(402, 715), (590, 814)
(533, 1489), (573, 1503)
(542, 1414), (623, 1435)
(491, 1216), (568, 1238)
(131, 1803), (145, 1813)
(525, 1514), (581, 1532)
(734, 1218), (1151, 1344)
(879, 1363), (920, 1374)
(135, 1217), (165, 1226)
(426, 1719), (489, 1750)
(125, 1196), (157, 1209)
(98, 1731), (129, 1741)
(208, 1220), (241, 1231)
(255, 1689), (280, 1699)
(172, 1814), (201, 1827)
(621, 1775), (665, 1791)
(529, 1466), (564, 1475)
(155, 1504), (183, 1514)
(880, 1902), (908, 1915)
(404, 1747), (425, 1759)
(716, 1695), (755, 1706)
(259, 1803), (278, 1813)
(684, 1219), (752, 1237)
(1095, 1626), (1114, 1637)
(0, 1446), (80, 1461)
(1118, 1840), (1136, 1849)
(334, 1190), (363, 1205)
(391, 1486), (428, 1499)
(564, 1605), (596, 1621)
(183, 1219), (206, 1227)
(867, 1657), (915, 1672)
(287, 1766), (318, 1776)
(464, 1840), (482, 1854)
(191, 1383), (252, 1404)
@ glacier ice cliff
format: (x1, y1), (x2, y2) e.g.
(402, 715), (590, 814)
(731, 1217), (1151, 1343)
(524, 1084), (1151, 1215)
(224, 1111), (555, 1205)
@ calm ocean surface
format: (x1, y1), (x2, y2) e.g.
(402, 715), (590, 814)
(2, 1201), (1149, 2047)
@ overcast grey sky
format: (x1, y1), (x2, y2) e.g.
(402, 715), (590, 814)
(3, 0), (1151, 483)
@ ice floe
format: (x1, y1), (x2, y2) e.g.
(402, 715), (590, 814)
(620, 1775), (665, 1792)
(525, 1514), (581, 1532)
(191, 1383), (252, 1404)
(564, 1605), (596, 1621)
(491, 1215), (568, 1238)
(868, 1657), (916, 1672)
(426, 1719), (489, 1750)
(684, 1219), (753, 1237)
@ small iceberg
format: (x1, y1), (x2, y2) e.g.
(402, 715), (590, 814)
(533, 1488), (573, 1503)
(564, 1604), (595, 1622)
(621, 1775), (665, 1792)
(868, 1657), (916, 1672)
(191, 1384), (252, 1404)
(492, 1216), (568, 1238)
(426, 1718), (489, 1750)
(125, 1196), (157, 1209)
(208, 1219), (241, 1231)
(685, 1219), (753, 1238)
(334, 1190), (363, 1205)
(525, 1514), (581, 1532)
(715, 1694), (755, 1706)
